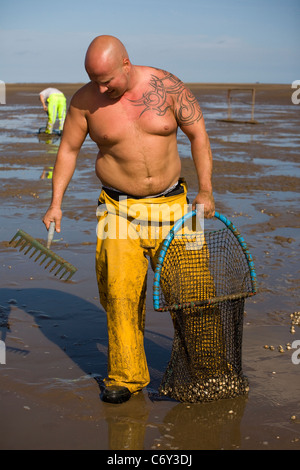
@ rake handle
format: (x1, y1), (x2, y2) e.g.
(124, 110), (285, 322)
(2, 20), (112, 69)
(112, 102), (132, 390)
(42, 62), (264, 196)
(47, 222), (55, 249)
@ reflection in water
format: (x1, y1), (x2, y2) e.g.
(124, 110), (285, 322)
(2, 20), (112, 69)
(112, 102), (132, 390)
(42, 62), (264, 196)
(100, 387), (151, 450)
(100, 379), (247, 450)
(37, 127), (61, 146)
(157, 395), (247, 450)
(40, 166), (53, 180)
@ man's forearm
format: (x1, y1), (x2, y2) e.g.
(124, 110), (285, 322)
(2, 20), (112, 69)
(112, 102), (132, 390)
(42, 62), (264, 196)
(42, 149), (78, 231)
(39, 94), (47, 110)
(50, 150), (77, 208)
(190, 132), (213, 193)
(42, 98), (88, 231)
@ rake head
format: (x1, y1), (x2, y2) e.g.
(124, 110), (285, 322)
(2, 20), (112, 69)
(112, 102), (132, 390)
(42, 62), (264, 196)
(9, 229), (77, 281)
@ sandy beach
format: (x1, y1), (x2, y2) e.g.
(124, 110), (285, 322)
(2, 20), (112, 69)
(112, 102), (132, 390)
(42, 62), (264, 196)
(0, 82), (299, 451)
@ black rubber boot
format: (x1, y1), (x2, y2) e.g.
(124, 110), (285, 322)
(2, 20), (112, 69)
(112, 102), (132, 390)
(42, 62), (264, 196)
(101, 385), (132, 404)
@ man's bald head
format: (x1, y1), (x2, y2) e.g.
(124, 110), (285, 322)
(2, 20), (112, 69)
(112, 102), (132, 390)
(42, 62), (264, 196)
(85, 35), (129, 76)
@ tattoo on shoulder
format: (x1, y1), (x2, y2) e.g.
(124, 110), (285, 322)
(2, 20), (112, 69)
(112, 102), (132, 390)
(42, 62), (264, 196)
(128, 70), (203, 125)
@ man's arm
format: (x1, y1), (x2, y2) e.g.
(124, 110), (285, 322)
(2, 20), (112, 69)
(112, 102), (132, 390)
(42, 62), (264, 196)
(174, 84), (215, 218)
(183, 120), (215, 218)
(39, 93), (48, 111)
(42, 94), (88, 232)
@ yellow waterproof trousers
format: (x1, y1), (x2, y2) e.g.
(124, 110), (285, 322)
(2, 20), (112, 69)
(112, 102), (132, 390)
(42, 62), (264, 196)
(46, 93), (66, 133)
(95, 182), (189, 393)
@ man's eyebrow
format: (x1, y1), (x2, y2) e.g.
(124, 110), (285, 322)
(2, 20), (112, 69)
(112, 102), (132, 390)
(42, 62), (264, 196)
(97, 77), (112, 85)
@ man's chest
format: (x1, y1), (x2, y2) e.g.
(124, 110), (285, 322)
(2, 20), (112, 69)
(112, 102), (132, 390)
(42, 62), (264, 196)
(87, 98), (178, 145)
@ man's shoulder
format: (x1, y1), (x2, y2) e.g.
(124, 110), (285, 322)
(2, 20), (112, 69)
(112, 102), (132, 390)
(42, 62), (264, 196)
(70, 82), (94, 107)
(138, 65), (176, 79)
(138, 66), (184, 90)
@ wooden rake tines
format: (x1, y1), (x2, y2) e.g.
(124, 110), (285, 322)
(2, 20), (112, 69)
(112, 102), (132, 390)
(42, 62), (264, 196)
(9, 229), (77, 281)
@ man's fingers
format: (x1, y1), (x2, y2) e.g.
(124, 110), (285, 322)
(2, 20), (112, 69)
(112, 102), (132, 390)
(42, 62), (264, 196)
(42, 215), (61, 232)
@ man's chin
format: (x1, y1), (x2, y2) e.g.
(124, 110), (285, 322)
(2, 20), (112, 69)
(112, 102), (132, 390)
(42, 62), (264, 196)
(107, 90), (124, 100)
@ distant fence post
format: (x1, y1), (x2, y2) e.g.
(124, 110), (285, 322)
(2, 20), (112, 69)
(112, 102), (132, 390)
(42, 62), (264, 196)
(0, 81), (6, 104)
(217, 87), (258, 125)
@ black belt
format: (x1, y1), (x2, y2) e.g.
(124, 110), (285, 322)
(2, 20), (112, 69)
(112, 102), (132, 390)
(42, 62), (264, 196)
(101, 180), (184, 202)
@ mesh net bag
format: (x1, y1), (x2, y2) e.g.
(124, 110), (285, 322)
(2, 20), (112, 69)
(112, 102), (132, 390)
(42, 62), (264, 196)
(154, 212), (256, 403)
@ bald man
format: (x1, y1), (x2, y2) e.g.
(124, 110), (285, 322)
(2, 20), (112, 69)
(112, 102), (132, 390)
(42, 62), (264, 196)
(43, 35), (215, 404)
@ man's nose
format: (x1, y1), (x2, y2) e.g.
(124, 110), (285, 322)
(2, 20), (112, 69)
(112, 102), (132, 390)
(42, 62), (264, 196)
(99, 85), (109, 93)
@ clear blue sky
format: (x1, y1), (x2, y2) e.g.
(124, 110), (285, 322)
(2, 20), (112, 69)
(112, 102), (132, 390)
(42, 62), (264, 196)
(1, 0), (299, 84)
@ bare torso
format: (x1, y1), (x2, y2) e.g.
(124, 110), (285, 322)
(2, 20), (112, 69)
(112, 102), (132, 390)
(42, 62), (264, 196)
(77, 66), (184, 196)
(42, 63), (214, 231)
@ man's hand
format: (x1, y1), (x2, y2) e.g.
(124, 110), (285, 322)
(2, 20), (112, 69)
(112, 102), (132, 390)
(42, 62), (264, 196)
(42, 207), (62, 233)
(192, 190), (215, 219)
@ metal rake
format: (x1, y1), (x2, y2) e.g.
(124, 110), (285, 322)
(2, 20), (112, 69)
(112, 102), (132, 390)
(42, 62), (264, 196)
(9, 223), (77, 281)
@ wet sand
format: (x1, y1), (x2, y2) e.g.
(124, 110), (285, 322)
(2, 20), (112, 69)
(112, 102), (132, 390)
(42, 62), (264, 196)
(0, 83), (299, 451)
